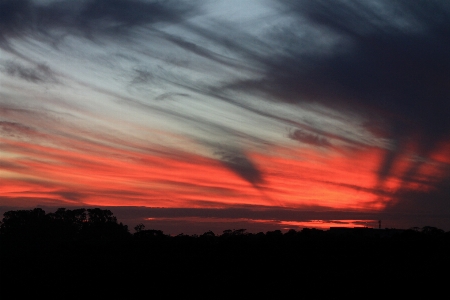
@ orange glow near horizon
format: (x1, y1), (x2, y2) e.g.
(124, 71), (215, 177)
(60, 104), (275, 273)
(1, 132), (449, 216)
(278, 220), (378, 230)
(143, 217), (378, 232)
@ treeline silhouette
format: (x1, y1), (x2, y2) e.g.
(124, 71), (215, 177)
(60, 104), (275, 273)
(1, 208), (449, 295)
(0, 208), (129, 242)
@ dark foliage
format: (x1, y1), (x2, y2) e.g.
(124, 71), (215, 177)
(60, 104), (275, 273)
(1, 208), (449, 296)
(0, 207), (130, 242)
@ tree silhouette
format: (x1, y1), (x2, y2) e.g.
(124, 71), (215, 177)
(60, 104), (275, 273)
(134, 229), (165, 240)
(0, 207), (130, 241)
(82, 208), (130, 240)
(47, 208), (87, 239)
(134, 223), (145, 232)
(87, 208), (117, 223)
(421, 226), (445, 235)
(0, 208), (49, 239)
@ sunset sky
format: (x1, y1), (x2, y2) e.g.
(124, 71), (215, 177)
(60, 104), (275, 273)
(1, 0), (450, 234)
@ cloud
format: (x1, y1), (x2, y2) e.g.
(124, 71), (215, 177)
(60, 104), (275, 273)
(215, 148), (264, 187)
(1, 61), (57, 83)
(0, 121), (36, 137)
(387, 170), (450, 215)
(159, 30), (251, 70)
(0, 160), (26, 171)
(289, 129), (331, 148)
(0, 0), (197, 49)
(1, 0), (449, 227)
(254, 0), (450, 134)
(51, 191), (85, 202)
(154, 93), (190, 101)
(214, 0), (450, 193)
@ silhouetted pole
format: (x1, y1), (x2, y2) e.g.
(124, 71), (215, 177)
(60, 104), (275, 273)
(378, 220), (381, 229)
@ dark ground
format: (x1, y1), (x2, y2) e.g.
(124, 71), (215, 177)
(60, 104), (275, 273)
(1, 208), (448, 296)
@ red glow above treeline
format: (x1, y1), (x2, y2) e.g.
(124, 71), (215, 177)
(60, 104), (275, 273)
(1, 130), (448, 214)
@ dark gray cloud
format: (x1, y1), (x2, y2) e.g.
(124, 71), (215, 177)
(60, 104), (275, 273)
(130, 68), (154, 85)
(0, 0), (197, 48)
(159, 30), (256, 71)
(2, 61), (56, 83)
(214, 0), (450, 197)
(263, 1), (449, 134)
(0, 121), (37, 137)
(289, 129), (331, 148)
(387, 169), (450, 215)
(215, 148), (264, 187)
(51, 191), (85, 202)
(154, 93), (190, 101)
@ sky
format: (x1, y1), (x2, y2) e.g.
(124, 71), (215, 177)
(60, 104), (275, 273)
(1, 0), (450, 234)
